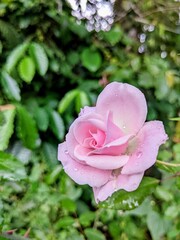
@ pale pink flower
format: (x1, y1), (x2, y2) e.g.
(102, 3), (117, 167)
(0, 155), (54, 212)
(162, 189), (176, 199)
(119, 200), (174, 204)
(58, 82), (168, 202)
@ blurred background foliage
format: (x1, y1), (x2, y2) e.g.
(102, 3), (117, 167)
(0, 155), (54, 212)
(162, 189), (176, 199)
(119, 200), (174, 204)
(0, 0), (180, 239)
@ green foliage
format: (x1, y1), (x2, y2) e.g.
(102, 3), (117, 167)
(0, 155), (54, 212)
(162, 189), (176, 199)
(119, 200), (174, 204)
(5, 42), (29, 74)
(101, 25), (123, 46)
(48, 110), (65, 141)
(81, 48), (102, 72)
(58, 89), (90, 114)
(34, 107), (49, 132)
(100, 177), (159, 210)
(0, 151), (26, 181)
(0, 0), (180, 239)
(0, 107), (15, 151)
(84, 228), (106, 240)
(16, 105), (39, 149)
(18, 56), (35, 83)
(0, 19), (20, 48)
(0, 71), (21, 101)
(29, 42), (48, 76)
(147, 211), (169, 240)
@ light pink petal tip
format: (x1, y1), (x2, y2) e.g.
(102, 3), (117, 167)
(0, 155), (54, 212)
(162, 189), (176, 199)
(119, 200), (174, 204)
(58, 143), (111, 187)
(96, 82), (147, 134)
(121, 121), (168, 175)
(93, 172), (144, 203)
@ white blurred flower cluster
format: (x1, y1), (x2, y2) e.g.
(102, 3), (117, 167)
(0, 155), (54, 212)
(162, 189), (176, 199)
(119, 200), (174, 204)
(66, 0), (115, 31)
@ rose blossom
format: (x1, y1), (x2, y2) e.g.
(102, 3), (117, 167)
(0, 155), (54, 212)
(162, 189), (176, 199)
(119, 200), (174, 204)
(58, 82), (168, 203)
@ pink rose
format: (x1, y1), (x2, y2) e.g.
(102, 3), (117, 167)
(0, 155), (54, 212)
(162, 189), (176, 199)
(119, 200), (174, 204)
(58, 82), (168, 203)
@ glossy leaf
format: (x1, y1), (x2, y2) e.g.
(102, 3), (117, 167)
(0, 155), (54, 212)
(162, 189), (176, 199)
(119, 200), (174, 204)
(84, 228), (105, 240)
(18, 56), (35, 83)
(29, 42), (48, 76)
(58, 89), (79, 114)
(99, 177), (159, 210)
(155, 186), (173, 202)
(49, 110), (65, 140)
(147, 211), (169, 240)
(35, 107), (49, 131)
(0, 106), (16, 151)
(16, 105), (39, 149)
(0, 151), (26, 181)
(79, 211), (95, 227)
(42, 142), (58, 168)
(75, 90), (90, 113)
(0, 71), (21, 101)
(0, 19), (20, 48)
(55, 216), (74, 229)
(81, 48), (102, 72)
(5, 42), (29, 73)
(102, 25), (123, 45)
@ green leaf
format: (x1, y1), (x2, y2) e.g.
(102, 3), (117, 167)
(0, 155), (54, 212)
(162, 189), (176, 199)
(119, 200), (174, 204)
(84, 228), (106, 240)
(165, 205), (179, 219)
(0, 19), (20, 48)
(29, 42), (48, 76)
(49, 110), (65, 141)
(46, 165), (62, 184)
(10, 141), (32, 165)
(60, 198), (76, 212)
(16, 105), (39, 149)
(29, 163), (42, 182)
(155, 186), (173, 201)
(0, 151), (26, 181)
(55, 216), (75, 229)
(75, 91), (90, 113)
(42, 142), (58, 169)
(35, 107), (49, 131)
(58, 89), (79, 114)
(0, 106), (16, 151)
(79, 211), (95, 227)
(18, 56), (35, 83)
(99, 177), (159, 210)
(147, 211), (169, 240)
(108, 221), (121, 238)
(102, 25), (123, 45)
(5, 42), (29, 73)
(0, 71), (21, 101)
(81, 48), (102, 72)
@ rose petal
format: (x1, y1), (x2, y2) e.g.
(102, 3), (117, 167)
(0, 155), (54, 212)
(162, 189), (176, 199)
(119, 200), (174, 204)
(105, 111), (124, 144)
(93, 172), (144, 202)
(121, 121), (168, 175)
(66, 124), (79, 159)
(90, 129), (106, 147)
(105, 134), (134, 147)
(79, 106), (96, 116)
(96, 82), (147, 134)
(58, 143), (111, 187)
(74, 145), (129, 170)
(73, 116), (106, 145)
(91, 134), (133, 156)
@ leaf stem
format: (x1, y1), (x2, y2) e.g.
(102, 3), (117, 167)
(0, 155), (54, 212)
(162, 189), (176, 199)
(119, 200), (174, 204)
(156, 160), (180, 167)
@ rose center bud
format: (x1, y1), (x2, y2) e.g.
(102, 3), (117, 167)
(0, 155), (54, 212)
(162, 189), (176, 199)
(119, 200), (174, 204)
(89, 129), (106, 149)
